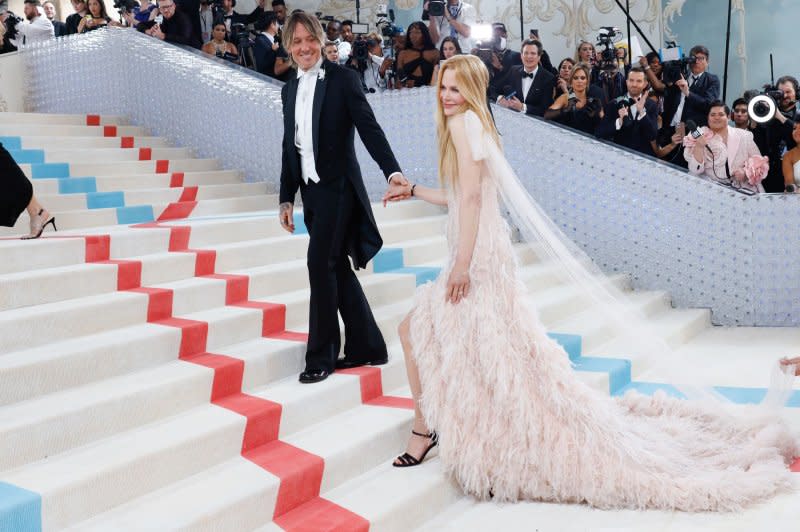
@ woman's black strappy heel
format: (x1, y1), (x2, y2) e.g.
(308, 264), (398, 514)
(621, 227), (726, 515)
(393, 430), (438, 468)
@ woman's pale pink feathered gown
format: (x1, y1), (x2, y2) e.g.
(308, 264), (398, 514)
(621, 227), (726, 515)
(408, 111), (798, 511)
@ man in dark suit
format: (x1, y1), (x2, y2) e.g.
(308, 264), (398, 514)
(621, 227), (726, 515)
(278, 12), (408, 384)
(485, 22), (521, 101)
(253, 11), (289, 80)
(662, 45), (720, 128)
(597, 67), (658, 156)
(149, 0), (201, 48)
(496, 39), (555, 118)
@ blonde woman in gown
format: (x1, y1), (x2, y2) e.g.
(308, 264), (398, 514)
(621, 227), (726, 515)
(384, 55), (799, 511)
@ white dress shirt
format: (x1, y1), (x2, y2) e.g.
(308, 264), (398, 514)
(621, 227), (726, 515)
(521, 66), (538, 114)
(295, 57), (323, 184)
(12, 15), (54, 49)
(671, 71), (703, 127)
(615, 93), (647, 130)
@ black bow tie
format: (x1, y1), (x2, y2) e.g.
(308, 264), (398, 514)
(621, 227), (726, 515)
(523, 71), (535, 79)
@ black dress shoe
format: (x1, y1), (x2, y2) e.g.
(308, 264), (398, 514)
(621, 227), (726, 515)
(334, 357), (389, 370)
(298, 369), (331, 383)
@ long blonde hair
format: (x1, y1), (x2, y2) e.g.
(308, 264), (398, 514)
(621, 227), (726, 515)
(435, 54), (500, 187)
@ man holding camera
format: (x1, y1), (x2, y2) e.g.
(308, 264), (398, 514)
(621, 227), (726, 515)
(663, 45), (720, 128)
(484, 22), (521, 100)
(425, 0), (474, 52)
(1, 0), (53, 49)
(497, 39), (555, 118)
(597, 66), (658, 156)
(753, 76), (798, 193)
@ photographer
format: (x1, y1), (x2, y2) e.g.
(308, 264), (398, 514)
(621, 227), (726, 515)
(147, 0), (199, 47)
(663, 45), (720, 128)
(347, 32), (389, 92)
(753, 76), (799, 193)
(3, 0), (53, 48)
(597, 66), (658, 156)
(425, 0), (475, 52)
(484, 22), (521, 101)
(217, 0), (264, 32)
(544, 62), (604, 135)
(253, 11), (289, 80)
(396, 21), (438, 88)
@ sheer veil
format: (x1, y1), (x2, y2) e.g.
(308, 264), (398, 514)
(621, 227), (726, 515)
(468, 109), (798, 414)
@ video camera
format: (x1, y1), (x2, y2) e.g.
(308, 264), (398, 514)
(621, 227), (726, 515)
(2, 11), (23, 41)
(422, 0), (445, 21)
(748, 84), (785, 124)
(595, 26), (622, 71)
(113, 0), (138, 15)
(659, 42), (697, 84)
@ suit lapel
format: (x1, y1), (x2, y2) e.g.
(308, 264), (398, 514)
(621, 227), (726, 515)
(286, 75), (298, 135)
(311, 65), (328, 162)
(514, 67), (523, 104)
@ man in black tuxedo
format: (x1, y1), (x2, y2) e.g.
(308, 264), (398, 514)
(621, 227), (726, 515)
(496, 39), (555, 118)
(149, 0), (201, 48)
(662, 45), (720, 128)
(278, 12), (408, 384)
(253, 11), (289, 80)
(597, 67), (658, 156)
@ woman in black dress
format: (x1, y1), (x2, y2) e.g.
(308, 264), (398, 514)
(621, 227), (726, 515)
(396, 21), (439, 88)
(1, 142), (56, 239)
(544, 62), (605, 135)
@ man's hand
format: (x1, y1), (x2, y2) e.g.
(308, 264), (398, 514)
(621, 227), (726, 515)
(388, 173), (409, 187)
(635, 91), (647, 114)
(617, 105), (629, 121)
(557, 77), (568, 94)
(149, 24), (166, 40)
(638, 55), (648, 68)
(676, 75), (689, 97)
(279, 202), (295, 233)
(500, 96), (524, 112)
(383, 181), (411, 206)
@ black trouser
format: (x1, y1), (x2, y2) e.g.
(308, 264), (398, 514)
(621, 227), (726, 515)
(300, 176), (387, 372)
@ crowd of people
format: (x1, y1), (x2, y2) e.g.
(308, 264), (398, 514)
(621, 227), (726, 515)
(1, 0), (798, 192)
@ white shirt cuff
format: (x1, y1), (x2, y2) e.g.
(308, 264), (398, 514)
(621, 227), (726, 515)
(615, 118), (623, 130)
(388, 171), (403, 183)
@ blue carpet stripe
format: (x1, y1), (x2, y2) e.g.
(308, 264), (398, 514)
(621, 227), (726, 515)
(116, 205), (154, 224)
(87, 191), (125, 209)
(0, 482), (41, 532)
(0, 136), (23, 150)
(30, 163), (70, 179)
(292, 212), (308, 234)
(384, 266), (441, 286)
(373, 248), (404, 272)
(58, 177), (98, 194)
(8, 149), (45, 165)
(547, 332), (582, 361)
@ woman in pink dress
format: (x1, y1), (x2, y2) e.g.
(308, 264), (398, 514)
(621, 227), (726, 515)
(384, 54), (798, 511)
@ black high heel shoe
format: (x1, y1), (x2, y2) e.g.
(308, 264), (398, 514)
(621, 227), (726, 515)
(393, 430), (438, 468)
(21, 209), (57, 240)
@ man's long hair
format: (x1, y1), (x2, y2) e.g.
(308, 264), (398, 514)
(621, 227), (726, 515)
(282, 11), (324, 68)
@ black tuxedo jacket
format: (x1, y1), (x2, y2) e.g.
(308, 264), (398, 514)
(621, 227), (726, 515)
(597, 97), (659, 156)
(253, 34), (288, 81)
(663, 71), (720, 127)
(487, 49), (521, 100)
(280, 61), (401, 268)
(508, 65), (556, 117)
(161, 10), (201, 49)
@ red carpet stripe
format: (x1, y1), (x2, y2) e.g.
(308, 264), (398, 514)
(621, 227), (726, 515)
(120, 136), (135, 148)
(138, 147), (152, 161)
(103, 125), (117, 137)
(274, 497), (369, 532)
(339, 366), (413, 410)
(85, 114), (101, 126)
(155, 159), (170, 173)
(169, 172), (185, 187)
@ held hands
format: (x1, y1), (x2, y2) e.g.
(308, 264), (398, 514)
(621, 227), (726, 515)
(445, 266), (470, 305)
(383, 173), (412, 206)
(278, 202), (295, 233)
